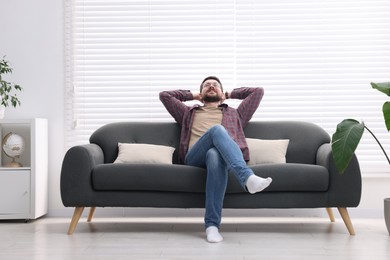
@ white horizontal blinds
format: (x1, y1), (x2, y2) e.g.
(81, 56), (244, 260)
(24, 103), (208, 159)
(65, 0), (390, 174)
(65, 0), (237, 146)
(232, 0), (390, 174)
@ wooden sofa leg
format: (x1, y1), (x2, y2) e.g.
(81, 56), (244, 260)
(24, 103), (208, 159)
(337, 207), (356, 235)
(326, 208), (335, 222)
(67, 207), (84, 235)
(87, 207), (96, 222)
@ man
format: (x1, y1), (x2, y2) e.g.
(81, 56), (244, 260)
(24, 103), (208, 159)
(159, 76), (272, 243)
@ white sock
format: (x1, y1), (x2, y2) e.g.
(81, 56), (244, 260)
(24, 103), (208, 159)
(246, 175), (272, 194)
(206, 226), (223, 243)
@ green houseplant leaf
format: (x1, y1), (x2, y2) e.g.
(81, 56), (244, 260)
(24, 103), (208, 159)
(383, 101), (390, 131)
(332, 82), (390, 175)
(372, 82), (390, 131)
(331, 119), (364, 174)
(371, 82), (390, 96)
(0, 57), (22, 108)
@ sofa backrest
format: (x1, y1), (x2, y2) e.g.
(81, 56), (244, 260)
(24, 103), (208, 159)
(244, 121), (330, 164)
(90, 122), (181, 163)
(90, 121), (330, 164)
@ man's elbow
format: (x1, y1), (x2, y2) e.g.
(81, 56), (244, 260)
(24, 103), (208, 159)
(159, 91), (168, 101)
(255, 87), (264, 94)
(253, 87), (264, 99)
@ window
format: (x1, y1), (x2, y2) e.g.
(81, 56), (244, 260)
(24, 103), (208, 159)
(65, 0), (390, 174)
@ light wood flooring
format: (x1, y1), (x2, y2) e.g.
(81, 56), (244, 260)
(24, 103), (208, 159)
(0, 216), (389, 259)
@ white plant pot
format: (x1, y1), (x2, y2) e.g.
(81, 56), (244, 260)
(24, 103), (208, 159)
(385, 198), (390, 235)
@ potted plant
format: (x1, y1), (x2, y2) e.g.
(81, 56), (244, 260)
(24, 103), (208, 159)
(331, 82), (390, 235)
(0, 56), (22, 118)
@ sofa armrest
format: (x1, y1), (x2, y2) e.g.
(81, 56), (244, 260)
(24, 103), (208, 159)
(60, 144), (104, 207)
(316, 143), (362, 207)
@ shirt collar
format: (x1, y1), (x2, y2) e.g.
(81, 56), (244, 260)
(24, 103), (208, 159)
(190, 103), (228, 111)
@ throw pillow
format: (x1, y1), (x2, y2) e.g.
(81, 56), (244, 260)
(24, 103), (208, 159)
(246, 138), (289, 165)
(113, 143), (175, 164)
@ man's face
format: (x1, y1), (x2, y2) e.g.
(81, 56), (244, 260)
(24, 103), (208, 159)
(201, 79), (223, 102)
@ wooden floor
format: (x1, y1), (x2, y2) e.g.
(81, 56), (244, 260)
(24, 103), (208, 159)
(0, 216), (389, 259)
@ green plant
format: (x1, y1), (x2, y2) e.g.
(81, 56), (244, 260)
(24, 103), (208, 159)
(0, 57), (22, 108)
(331, 82), (390, 173)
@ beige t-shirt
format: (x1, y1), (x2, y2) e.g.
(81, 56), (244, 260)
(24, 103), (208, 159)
(189, 106), (223, 149)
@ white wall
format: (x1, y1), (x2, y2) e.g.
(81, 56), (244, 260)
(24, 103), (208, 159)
(0, 0), (389, 219)
(0, 0), (65, 215)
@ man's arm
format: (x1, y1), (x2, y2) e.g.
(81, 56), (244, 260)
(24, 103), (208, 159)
(229, 87), (264, 127)
(159, 90), (194, 124)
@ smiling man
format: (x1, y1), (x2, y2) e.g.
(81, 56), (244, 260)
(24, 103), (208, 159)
(159, 76), (272, 243)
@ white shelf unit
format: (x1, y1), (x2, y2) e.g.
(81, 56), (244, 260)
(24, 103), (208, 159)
(0, 118), (48, 220)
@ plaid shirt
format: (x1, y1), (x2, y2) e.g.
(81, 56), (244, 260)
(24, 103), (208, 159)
(159, 87), (264, 164)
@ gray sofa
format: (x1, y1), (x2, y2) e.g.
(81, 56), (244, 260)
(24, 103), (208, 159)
(60, 121), (362, 235)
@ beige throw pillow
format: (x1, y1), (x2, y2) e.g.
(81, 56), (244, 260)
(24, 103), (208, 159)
(114, 143), (175, 164)
(246, 138), (289, 165)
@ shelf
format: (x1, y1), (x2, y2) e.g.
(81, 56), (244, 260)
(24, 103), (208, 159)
(0, 121), (31, 168)
(0, 167), (31, 171)
(0, 118), (48, 220)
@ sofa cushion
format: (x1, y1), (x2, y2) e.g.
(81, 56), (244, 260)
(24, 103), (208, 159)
(92, 164), (207, 193)
(113, 143), (175, 164)
(246, 138), (289, 165)
(226, 163), (329, 193)
(92, 163), (329, 193)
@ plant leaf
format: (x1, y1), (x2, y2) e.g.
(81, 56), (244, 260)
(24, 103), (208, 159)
(383, 101), (390, 131)
(331, 119), (365, 174)
(371, 82), (390, 96)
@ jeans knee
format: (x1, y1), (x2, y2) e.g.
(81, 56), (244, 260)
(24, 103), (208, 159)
(206, 148), (225, 169)
(209, 125), (227, 137)
(206, 148), (220, 161)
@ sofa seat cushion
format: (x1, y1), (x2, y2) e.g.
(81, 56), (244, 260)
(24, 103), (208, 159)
(249, 163), (329, 192)
(92, 163), (329, 194)
(225, 163), (329, 193)
(92, 164), (207, 193)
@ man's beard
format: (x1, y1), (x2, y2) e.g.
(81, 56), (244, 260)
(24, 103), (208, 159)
(203, 94), (222, 103)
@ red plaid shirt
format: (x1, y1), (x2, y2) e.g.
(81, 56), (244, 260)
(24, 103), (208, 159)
(159, 87), (264, 164)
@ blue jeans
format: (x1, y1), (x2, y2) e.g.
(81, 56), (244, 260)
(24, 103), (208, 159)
(184, 125), (254, 229)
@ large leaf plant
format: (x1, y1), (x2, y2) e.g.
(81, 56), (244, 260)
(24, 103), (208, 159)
(331, 82), (390, 174)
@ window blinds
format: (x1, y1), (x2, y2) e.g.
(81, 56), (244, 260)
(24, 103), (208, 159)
(65, 0), (390, 174)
